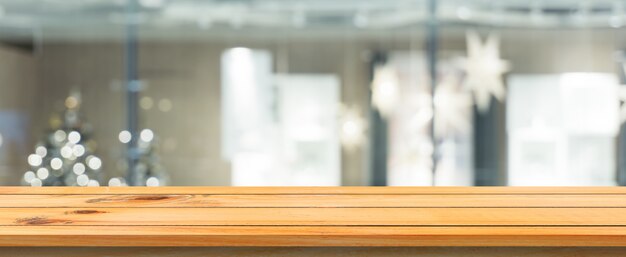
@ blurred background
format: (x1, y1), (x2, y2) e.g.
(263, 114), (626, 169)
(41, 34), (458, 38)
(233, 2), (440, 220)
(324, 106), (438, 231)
(0, 0), (625, 186)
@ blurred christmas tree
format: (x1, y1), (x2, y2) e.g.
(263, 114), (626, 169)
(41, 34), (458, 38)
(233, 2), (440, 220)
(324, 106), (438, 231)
(109, 128), (168, 187)
(22, 91), (104, 186)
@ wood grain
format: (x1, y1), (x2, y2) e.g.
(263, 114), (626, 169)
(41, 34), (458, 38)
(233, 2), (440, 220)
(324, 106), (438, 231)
(2, 194), (626, 207)
(1, 187), (626, 247)
(4, 247), (626, 257)
(4, 207), (626, 226)
(3, 226), (626, 246)
(2, 186), (626, 194)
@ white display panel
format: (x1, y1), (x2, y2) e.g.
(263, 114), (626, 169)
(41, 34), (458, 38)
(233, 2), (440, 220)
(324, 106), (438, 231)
(507, 73), (619, 186)
(275, 75), (341, 186)
(220, 48), (273, 161)
(221, 49), (341, 186)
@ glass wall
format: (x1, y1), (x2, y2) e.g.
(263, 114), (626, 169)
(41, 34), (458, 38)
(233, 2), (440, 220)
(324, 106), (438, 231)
(0, 0), (624, 186)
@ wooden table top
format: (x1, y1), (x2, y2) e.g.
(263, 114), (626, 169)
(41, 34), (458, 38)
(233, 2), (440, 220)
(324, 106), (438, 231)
(1, 187), (626, 247)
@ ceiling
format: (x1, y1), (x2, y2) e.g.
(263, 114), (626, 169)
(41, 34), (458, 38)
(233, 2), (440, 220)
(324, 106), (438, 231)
(0, 0), (624, 41)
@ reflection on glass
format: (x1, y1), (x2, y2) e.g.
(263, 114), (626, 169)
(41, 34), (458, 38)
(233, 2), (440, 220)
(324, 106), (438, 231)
(508, 73), (619, 186)
(0, 0), (623, 186)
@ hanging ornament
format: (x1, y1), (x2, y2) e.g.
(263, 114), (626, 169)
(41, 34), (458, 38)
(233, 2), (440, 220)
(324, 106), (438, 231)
(339, 105), (367, 152)
(434, 73), (472, 137)
(460, 30), (510, 113)
(22, 90), (104, 187)
(371, 64), (400, 117)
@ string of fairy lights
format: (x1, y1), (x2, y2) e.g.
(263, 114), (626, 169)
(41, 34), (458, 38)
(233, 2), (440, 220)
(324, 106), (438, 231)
(22, 91), (168, 187)
(23, 92), (104, 187)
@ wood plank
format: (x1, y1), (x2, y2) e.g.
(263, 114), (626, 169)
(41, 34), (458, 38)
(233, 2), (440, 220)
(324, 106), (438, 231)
(2, 187), (626, 247)
(3, 186), (626, 195)
(3, 194), (626, 207)
(1, 226), (626, 246)
(3, 247), (626, 257)
(3, 207), (626, 226)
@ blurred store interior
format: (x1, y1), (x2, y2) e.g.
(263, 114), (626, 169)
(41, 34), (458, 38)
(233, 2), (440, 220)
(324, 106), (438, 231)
(0, 0), (626, 186)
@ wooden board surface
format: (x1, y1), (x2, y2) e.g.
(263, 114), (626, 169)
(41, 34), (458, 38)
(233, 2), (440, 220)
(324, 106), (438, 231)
(3, 247), (626, 257)
(1, 187), (626, 246)
(2, 186), (626, 194)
